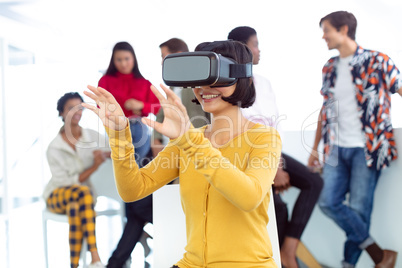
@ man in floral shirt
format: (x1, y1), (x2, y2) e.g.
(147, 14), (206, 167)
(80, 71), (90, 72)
(308, 11), (402, 268)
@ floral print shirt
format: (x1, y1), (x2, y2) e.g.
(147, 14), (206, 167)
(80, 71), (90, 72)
(320, 45), (402, 170)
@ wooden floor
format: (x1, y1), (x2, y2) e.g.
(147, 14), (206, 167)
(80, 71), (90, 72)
(297, 241), (323, 268)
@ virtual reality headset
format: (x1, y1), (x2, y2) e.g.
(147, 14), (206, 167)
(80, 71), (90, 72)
(162, 51), (253, 87)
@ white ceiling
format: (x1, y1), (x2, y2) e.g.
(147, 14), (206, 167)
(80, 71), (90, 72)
(2, 0), (402, 63)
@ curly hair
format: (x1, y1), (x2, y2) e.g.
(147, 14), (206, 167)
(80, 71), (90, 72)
(57, 92), (83, 116)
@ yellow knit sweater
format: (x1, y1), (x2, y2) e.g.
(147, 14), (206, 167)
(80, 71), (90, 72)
(106, 123), (282, 268)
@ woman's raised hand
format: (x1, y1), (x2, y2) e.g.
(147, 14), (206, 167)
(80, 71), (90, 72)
(142, 84), (190, 139)
(82, 85), (128, 131)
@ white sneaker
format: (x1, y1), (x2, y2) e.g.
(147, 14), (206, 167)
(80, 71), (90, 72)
(88, 261), (105, 268)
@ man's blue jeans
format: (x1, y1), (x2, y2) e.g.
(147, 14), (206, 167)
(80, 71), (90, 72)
(318, 146), (381, 266)
(129, 118), (151, 166)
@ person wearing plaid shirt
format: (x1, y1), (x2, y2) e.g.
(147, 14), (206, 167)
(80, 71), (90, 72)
(308, 11), (402, 268)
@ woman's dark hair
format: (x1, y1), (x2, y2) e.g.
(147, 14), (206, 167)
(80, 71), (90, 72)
(193, 40), (255, 108)
(319, 11), (357, 40)
(57, 92), (83, 117)
(227, 26), (257, 45)
(105, 41), (144, 78)
(159, 38), (189, 53)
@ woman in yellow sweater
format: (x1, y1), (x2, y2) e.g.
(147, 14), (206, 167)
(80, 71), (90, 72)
(83, 40), (282, 268)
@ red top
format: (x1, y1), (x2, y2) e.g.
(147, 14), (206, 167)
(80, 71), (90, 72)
(98, 72), (160, 118)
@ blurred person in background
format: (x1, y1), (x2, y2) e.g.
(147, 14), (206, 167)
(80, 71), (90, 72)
(98, 41), (160, 268)
(43, 92), (110, 268)
(152, 37), (210, 158)
(228, 26), (323, 268)
(309, 11), (401, 268)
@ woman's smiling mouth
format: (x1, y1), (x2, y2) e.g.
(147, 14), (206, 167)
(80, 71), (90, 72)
(201, 94), (221, 101)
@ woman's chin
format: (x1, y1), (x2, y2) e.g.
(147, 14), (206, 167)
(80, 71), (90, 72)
(200, 104), (213, 114)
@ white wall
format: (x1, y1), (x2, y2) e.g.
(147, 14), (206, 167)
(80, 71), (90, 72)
(1, 0), (402, 132)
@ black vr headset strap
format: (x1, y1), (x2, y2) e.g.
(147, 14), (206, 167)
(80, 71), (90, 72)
(230, 63), (253, 78)
(200, 41), (253, 79)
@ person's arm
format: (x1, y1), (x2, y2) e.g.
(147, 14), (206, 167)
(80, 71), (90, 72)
(102, 151), (111, 158)
(98, 75), (108, 89)
(78, 150), (105, 182)
(151, 108), (166, 157)
(77, 163), (99, 183)
(382, 55), (402, 96)
(172, 126), (282, 212)
(106, 123), (180, 202)
(83, 84), (281, 209)
(47, 149), (103, 185)
(124, 98), (144, 116)
(47, 148), (80, 186)
(308, 106), (323, 168)
(151, 138), (164, 158)
(125, 81), (162, 116)
(82, 84), (186, 201)
(141, 80), (161, 116)
(273, 157), (291, 194)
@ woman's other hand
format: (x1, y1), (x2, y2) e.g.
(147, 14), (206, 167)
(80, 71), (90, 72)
(142, 84), (191, 139)
(124, 98), (144, 116)
(307, 151), (322, 173)
(82, 85), (128, 131)
(93, 150), (106, 167)
(273, 168), (291, 194)
(79, 149), (107, 183)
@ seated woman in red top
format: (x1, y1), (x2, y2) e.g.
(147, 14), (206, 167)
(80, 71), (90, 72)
(98, 41), (160, 164)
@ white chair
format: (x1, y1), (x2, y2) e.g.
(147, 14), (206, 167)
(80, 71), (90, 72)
(42, 159), (125, 268)
(153, 185), (282, 267)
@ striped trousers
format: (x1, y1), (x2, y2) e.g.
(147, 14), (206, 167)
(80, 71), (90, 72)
(46, 185), (97, 268)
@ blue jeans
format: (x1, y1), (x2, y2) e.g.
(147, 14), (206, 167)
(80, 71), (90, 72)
(129, 118), (151, 166)
(318, 146), (381, 266)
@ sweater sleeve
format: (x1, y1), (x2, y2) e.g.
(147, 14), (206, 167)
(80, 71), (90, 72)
(172, 126), (282, 212)
(98, 75), (107, 88)
(381, 54), (402, 94)
(142, 80), (161, 116)
(46, 148), (80, 187)
(105, 122), (179, 202)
